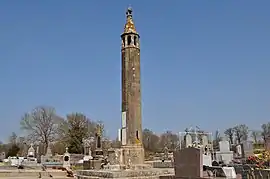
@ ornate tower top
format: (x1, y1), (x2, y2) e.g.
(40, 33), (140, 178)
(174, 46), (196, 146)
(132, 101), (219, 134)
(123, 7), (137, 34)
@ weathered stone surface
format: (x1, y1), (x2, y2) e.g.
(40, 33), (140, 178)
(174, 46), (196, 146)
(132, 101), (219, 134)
(173, 148), (203, 178)
(121, 145), (144, 165)
(76, 168), (174, 179)
(107, 148), (121, 165)
(145, 160), (173, 168)
(120, 8), (144, 166)
(0, 170), (66, 178)
(90, 159), (102, 170)
(83, 160), (91, 170)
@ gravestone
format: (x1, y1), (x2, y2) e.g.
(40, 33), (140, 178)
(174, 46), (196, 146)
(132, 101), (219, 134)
(41, 144), (54, 164)
(185, 134), (192, 148)
(0, 152), (5, 161)
(173, 147), (203, 178)
(28, 143), (35, 158)
(219, 140), (230, 152)
(236, 144), (242, 157)
(83, 138), (93, 161)
(216, 140), (233, 164)
(203, 154), (212, 167)
(242, 141), (253, 158)
(63, 147), (71, 169)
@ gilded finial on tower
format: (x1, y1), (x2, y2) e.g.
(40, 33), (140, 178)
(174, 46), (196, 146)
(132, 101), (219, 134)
(124, 6), (137, 34)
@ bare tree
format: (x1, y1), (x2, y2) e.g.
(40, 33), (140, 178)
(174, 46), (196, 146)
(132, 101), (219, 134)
(224, 128), (234, 144)
(261, 123), (270, 143)
(159, 131), (178, 151)
(251, 130), (261, 143)
(20, 106), (62, 152)
(142, 128), (160, 152)
(234, 124), (249, 144)
(9, 132), (17, 144)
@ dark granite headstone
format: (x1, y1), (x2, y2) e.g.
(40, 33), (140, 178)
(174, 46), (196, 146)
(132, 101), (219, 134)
(173, 147), (203, 178)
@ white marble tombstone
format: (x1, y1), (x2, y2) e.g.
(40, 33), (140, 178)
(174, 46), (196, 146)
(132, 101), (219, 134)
(219, 141), (230, 152)
(185, 134), (192, 148)
(236, 144), (242, 156)
(63, 147), (71, 168)
(222, 167), (237, 178)
(203, 154), (212, 166)
(216, 140), (233, 164)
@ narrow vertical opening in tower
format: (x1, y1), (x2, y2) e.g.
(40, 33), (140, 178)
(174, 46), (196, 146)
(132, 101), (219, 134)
(134, 36), (137, 46)
(127, 35), (132, 45)
(122, 37), (125, 46)
(136, 130), (139, 140)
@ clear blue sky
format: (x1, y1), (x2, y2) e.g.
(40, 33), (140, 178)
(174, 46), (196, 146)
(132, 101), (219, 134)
(0, 1), (270, 141)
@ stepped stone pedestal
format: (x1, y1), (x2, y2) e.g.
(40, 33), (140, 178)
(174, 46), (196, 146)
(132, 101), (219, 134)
(120, 145), (145, 166)
(76, 168), (174, 179)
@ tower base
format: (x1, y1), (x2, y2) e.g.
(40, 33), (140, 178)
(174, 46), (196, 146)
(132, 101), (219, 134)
(120, 144), (145, 166)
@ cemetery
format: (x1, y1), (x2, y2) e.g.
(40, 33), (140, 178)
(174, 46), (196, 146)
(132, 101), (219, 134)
(2, 130), (270, 178)
(0, 5), (269, 179)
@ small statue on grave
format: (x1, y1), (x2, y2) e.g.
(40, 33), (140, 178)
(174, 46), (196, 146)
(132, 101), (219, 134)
(82, 138), (91, 155)
(83, 138), (93, 161)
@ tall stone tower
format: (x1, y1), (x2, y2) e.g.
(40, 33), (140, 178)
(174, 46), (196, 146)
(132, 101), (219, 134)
(120, 7), (144, 165)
